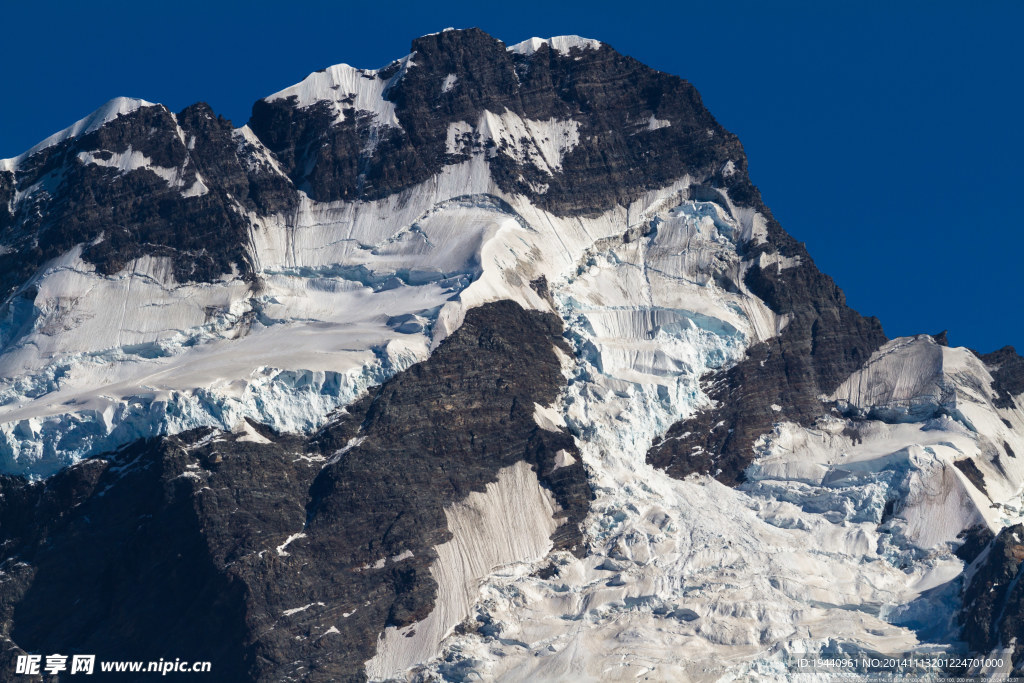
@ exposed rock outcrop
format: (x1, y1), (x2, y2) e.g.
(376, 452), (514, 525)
(647, 212), (887, 484)
(959, 523), (1024, 669)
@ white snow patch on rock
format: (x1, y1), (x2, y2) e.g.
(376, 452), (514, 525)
(76, 147), (208, 197)
(533, 402), (566, 432)
(446, 110), (580, 174)
(276, 532), (307, 557)
(647, 115), (671, 131)
(282, 601), (323, 617)
(756, 250), (801, 272)
(232, 419), (271, 444)
(552, 449), (576, 470)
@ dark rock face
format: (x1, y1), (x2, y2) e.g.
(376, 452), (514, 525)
(0, 170), (14, 233)
(250, 28), (752, 216)
(647, 212), (887, 484)
(959, 524), (1024, 667)
(308, 299), (591, 560)
(0, 301), (590, 682)
(0, 438), (253, 681)
(977, 346), (1024, 410)
(954, 458), (990, 498)
(0, 102), (296, 303)
(955, 524), (996, 564)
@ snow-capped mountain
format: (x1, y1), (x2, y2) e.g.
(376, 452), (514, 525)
(0, 28), (1022, 681)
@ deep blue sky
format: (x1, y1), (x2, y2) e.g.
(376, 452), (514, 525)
(2, 1), (1021, 352)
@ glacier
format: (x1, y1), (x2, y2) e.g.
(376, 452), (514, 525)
(352, 200), (1024, 680)
(404, 272), (1024, 682)
(0, 90), (709, 477)
(1, 32), (1022, 681)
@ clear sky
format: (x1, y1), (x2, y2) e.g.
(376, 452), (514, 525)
(2, 0), (1021, 352)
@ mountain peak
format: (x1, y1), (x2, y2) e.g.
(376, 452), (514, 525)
(262, 55), (413, 130)
(1, 96), (157, 170)
(1, 28), (1022, 681)
(506, 35), (604, 56)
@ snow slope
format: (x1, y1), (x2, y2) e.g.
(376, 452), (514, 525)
(404, 329), (1022, 682)
(2, 39), (1023, 682)
(264, 57), (410, 128)
(289, 185), (1021, 680)
(0, 97), (154, 171)
(0, 98), (695, 476)
(366, 461), (561, 680)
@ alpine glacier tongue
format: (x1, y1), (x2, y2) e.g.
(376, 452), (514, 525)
(408, 219), (1024, 681)
(0, 26), (1021, 683)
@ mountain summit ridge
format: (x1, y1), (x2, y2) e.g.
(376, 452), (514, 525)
(0, 27), (1022, 681)
(0, 27), (768, 477)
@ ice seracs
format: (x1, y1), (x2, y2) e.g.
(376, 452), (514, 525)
(0, 32), (750, 478)
(828, 334), (1024, 521)
(409, 339), (1016, 681)
(394, 231), (1024, 679)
